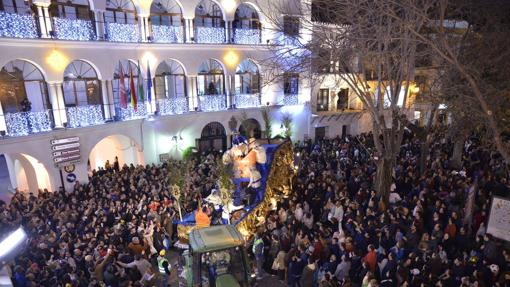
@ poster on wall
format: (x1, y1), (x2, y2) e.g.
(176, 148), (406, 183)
(487, 196), (510, 242)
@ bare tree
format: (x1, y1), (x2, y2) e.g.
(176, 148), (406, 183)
(260, 0), (433, 206)
(387, 0), (510, 163)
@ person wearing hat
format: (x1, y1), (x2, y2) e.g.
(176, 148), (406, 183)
(157, 250), (171, 286)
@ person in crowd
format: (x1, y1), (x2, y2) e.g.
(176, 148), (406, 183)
(2, 128), (510, 286)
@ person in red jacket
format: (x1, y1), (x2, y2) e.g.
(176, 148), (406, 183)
(363, 244), (378, 273)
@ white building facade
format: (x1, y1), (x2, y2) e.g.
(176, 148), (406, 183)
(0, 0), (374, 194)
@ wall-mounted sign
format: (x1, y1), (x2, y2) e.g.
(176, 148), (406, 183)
(64, 164), (75, 173)
(51, 137), (79, 145)
(159, 153), (170, 162)
(66, 173), (77, 183)
(51, 137), (81, 168)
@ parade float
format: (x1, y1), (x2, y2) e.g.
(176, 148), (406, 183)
(174, 136), (295, 242)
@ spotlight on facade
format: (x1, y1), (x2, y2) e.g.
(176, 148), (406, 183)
(224, 50), (240, 68)
(0, 227), (27, 259)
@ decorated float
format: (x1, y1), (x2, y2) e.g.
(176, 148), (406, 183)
(174, 136), (295, 242)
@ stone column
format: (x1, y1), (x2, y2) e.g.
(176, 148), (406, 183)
(42, 6), (52, 37)
(48, 82), (66, 128)
(34, 4), (50, 38)
(187, 75), (197, 111)
(100, 80), (112, 120)
(184, 18), (194, 43)
(226, 21), (231, 43)
(139, 16), (150, 42)
(93, 10), (105, 40)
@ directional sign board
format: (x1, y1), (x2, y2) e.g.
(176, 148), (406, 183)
(51, 137), (81, 168)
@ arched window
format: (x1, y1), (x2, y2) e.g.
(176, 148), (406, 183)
(113, 60), (146, 120)
(197, 59), (225, 111)
(49, 0), (95, 40)
(155, 59), (188, 115)
(0, 60), (52, 136)
(0, 0), (38, 38)
(63, 60), (103, 127)
(105, 0), (139, 42)
(149, 0), (183, 43)
(234, 59), (260, 108)
(198, 121), (226, 151)
(239, 118), (262, 139)
(233, 3), (261, 44)
(194, 0), (225, 43)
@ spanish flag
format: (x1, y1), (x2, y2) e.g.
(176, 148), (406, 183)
(129, 64), (137, 110)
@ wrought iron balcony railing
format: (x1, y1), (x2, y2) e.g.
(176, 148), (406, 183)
(151, 24), (183, 43)
(52, 17), (96, 41)
(66, 105), (104, 128)
(0, 11), (38, 39)
(195, 26), (225, 43)
(157, 97), (189, 115)
(105, 22), (140, 42)
(283, 94), (299, 105)
(198, 94), (226, 111)
(117, 102), (147, 121)
(4, 110), (52, 137)
(233, 28), (261, 45)
(235, 93), (260, 109)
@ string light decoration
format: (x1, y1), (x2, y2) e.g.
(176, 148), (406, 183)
(66, 105), (104, 128)
(52, 17), (95, 41)
(198, 95), (226, 111)
(195, 26), (225, 43)
(157, 97), (188, 115)
(151, 25), (183, 43)
(234, 94), (260, 108)
(119, 102), (147, 121)
(0, 11), (38, 38)
(5, 110), (52, 137)
(233, 28), (261, 45)
(283, 94), (299, 105)
(105, 22), (140, 42)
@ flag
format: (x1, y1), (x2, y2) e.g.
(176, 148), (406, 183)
(129, 63), (137, 110)
(146, 60), (152, 105)
(137, 60), (144, 102)
(118, 61), (128, 109)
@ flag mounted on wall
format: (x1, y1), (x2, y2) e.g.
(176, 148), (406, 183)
(118, 61), (128, 109)
(137, 60), (144, 103)
(147, 60), (152, 106)
(129, 63), (137, 110)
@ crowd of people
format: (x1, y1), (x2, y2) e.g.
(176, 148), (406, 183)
(256, 130), (510, 286)
(0, 126), (509, 287)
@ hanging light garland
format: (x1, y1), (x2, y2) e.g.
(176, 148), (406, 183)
(157, 97), (188, 115)
(233, 28), (260, 45)
(105, 22), (140, 42)
(283, 94), (299, 106)
(52, 17), (95, 41)
(5, 110), (52, 137)
(198, 95), (226, 111)
(195, 27), (225, 44)
(66, 105), (104, 128)
(119, 102), (147, 121)
(151, 25), (183, 43)
(234, 93), (260, 108)
(0, 11), (38, 38)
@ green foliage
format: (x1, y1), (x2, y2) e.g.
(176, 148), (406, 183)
(168, 160), (187, 190)
(282, 113), (293, 138)
(182, 147), (194, 161)
(216, 158), (235, 191)
(261, 107), (272, 139)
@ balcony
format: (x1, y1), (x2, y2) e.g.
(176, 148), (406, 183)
(198, 95), (226, 111)
(283, 94), (299, 105)
(152, 25), (183, 43)
(195, 27), (225, 44)
(235, 94), (260, 109)
(117, 102), (147, 121)
(157, 97), (188, 115)
(105, 22), (140, 42)
(52, 17), (96, 41)
(233, 28), (261, 45)
(3, 110), (52, 137)
(66, 105), (104, 128)
(0, 11), (38, 39)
